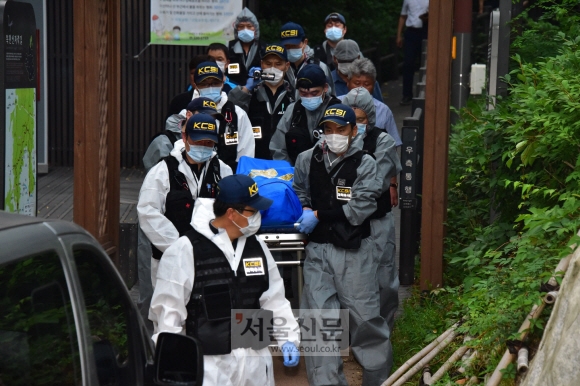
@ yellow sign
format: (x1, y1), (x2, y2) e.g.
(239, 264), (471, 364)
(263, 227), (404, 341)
(245, 261), (262, 268)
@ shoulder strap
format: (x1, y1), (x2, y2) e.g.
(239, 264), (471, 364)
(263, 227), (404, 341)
(219, 100), (239, 134)
(362, 127), (382, 155)
(163, 155), (188, 191)
(184, 228), (203, 246)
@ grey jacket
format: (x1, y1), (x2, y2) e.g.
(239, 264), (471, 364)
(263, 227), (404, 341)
(293, 135), (380, 226)
(142, 113), (184, 171)
(342, 87), (401, 193)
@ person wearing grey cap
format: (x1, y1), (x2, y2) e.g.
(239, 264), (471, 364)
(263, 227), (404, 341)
(312, 12), (348, 72)
(342, 86), (402, 334)
(332, 39), (384, 102)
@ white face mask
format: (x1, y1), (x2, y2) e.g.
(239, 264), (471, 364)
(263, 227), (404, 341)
(262, 67), (284, 85)
(232, 210), (261, 236)
(325, 134), (350, 154)
(216, 61), (226, 73)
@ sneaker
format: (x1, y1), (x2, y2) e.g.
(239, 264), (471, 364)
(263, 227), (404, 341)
(399, 96), (413, 106)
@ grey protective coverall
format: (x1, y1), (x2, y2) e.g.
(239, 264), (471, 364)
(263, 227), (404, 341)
(343, 87), (402, 331)
(293, 136), (393, 386)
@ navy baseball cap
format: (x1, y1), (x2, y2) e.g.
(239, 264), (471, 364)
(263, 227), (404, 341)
(319, 104), (356, 127)
(296, 64), (327, 89)
(194, 61), (224, 84)
(262, 44), (288, 61)
(280, 22), (306, 45)
(187, 97), (222, 117)
(325, 12), (346, 25)
(185, 113), (218, 142)
(217, 175), (273, 211)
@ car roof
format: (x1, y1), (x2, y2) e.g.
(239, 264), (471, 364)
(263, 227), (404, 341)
(0, 211), (87, 236)
(0, 210), (48, 231)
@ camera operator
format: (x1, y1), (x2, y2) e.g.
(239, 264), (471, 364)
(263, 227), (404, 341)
(228, 44), (295, 160)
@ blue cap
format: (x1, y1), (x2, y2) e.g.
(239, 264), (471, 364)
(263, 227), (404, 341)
(280, 22), (306, 45)
(187, 97), (221, 117)
(262, 44), (288, 61)
(217, 175), (273, 211)
(194, 61), (224, 84)
(325, 12), (346, 25)
(296, 64), (327, 89)
(185, 113), (218, 142)
(319, 104), (356, 127)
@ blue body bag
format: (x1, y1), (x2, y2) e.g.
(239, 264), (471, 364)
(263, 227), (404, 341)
(236, 157), (302, 231)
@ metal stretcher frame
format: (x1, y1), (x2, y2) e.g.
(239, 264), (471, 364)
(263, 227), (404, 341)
(257, 232), (306, 300)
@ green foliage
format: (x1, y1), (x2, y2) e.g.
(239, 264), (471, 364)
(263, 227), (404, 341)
(392, 3), (580, 383)
(256, 0), (402, 51)
(441, 23), (580, 383)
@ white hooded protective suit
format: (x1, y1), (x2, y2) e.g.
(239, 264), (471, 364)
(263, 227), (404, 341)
(149, 198), (300, 386)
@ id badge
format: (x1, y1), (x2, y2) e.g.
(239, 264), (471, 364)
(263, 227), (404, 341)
(243, 257), (265, 276)
(228, 63), (240, 74)
(336, 186), (352, 201)
(225, 131), (239, 145)
(252, 126), (262, 139)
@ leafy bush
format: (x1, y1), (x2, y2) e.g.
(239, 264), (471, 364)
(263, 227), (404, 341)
(437, 31), (580, 383)
(392, 3), (580, 383)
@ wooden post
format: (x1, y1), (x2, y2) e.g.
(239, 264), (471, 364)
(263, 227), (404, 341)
(420, 0), (454, 290)
(74, 0), (121, 263)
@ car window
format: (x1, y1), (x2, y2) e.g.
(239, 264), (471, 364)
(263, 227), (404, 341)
(74, 248), (134, 386)
(0, 251), (82, 385)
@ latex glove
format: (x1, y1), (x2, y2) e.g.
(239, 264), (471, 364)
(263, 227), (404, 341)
(245, 66), (262, 90)
(282, 342), (300, 367)
(296, 209), (318, 234)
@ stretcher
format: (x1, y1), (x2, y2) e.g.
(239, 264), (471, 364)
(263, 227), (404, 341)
(257, 229), (306, 300)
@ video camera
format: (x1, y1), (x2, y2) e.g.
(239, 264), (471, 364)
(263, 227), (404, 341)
(252, 70), (276, 81)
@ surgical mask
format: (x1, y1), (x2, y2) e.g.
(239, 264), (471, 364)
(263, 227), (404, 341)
(356, 123), (367, 135)
(337, 62), (351, 76)
(325, 27), (343, 42)
(198, 86), (222, 102)
(216, 61), (226, 73)
(232, 211), (262, 236)
(262, 67), (284, 85)
(287, 48), (303, 63)
(238, 28), (255, 43)
(187, 145), (214, 163)
(325, 134), (350, 154)
(301, 95), (323, 111)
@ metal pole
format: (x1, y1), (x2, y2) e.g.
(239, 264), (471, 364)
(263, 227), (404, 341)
(451, 0), (472, 124)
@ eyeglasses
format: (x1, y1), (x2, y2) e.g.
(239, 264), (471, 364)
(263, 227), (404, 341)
(236, 208), (258, 216)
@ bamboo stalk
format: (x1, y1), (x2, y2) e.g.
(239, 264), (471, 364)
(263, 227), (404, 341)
(426, 345), (470, 384)
(381, 322), (460, 386)
(389, 330), (459, 386)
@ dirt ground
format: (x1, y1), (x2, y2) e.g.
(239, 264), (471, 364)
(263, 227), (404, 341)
(273, 351), (363, 386)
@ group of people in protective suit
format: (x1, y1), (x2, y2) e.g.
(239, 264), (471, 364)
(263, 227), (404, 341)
(137, 7), (403, 386)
